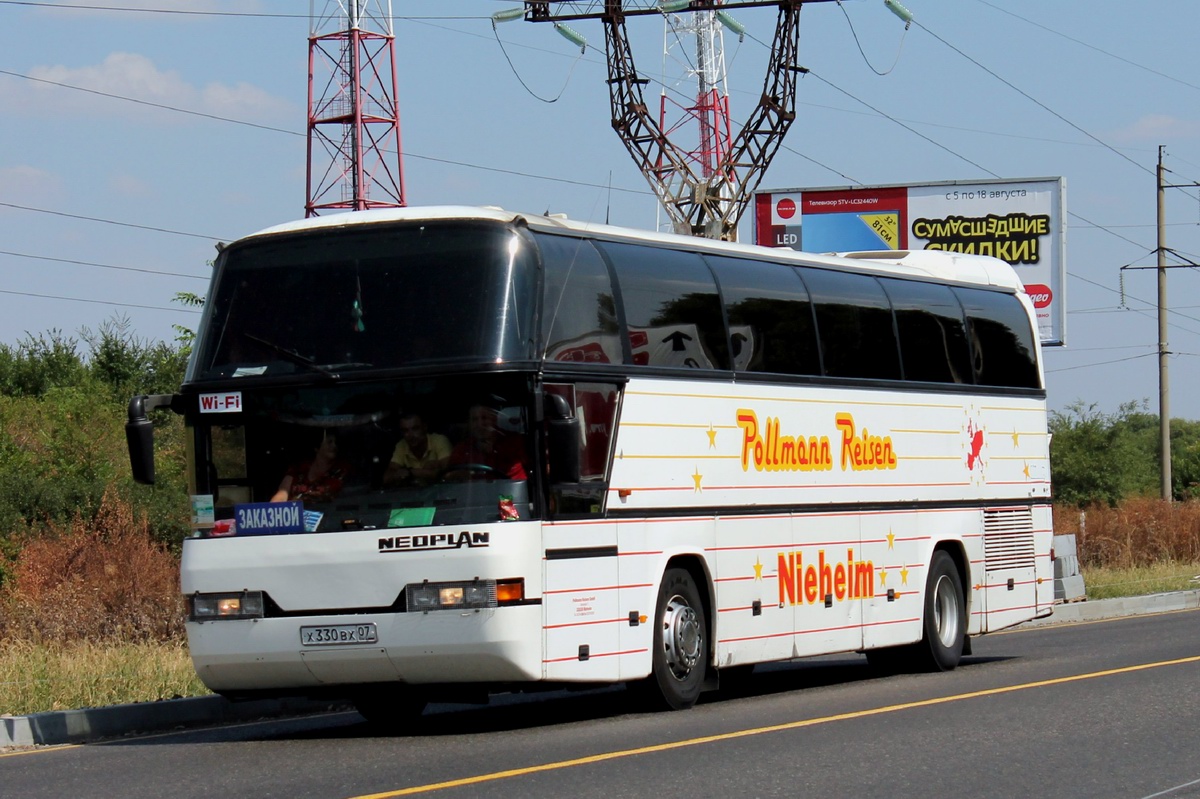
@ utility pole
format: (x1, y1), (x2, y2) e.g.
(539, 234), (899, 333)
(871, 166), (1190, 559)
(1157, 145), (1170, 501)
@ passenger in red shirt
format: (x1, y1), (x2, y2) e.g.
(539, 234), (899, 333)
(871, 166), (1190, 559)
(446, 404), (528, 481)
(271, 430), (351, 503)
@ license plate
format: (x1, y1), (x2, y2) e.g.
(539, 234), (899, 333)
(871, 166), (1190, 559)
(300, 623), (378, 646)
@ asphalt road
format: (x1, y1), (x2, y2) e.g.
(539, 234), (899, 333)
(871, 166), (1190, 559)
(3, 608), (1199, 799)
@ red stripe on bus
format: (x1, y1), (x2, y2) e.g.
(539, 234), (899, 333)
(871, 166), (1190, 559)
(542, 648), (647, 664)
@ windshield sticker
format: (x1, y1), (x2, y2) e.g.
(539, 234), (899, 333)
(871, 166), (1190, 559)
(235, 501), (304, 535)
(388, 507), (435, 528)
(199, 391), (243, 413)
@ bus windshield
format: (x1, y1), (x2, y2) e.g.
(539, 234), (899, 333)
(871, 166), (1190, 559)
(192, 374), (537, 535)
(190, 221), (537, 381)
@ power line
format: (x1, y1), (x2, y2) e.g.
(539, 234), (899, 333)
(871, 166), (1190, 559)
(0, 249), (208, 280)
(0, 0), (494, 20)
(0, 288), (202, 314)
(0, 201), (225, 240)
(913, 19), (1153, 180)
(972, 0), (1200, 95)
(1044, 352), (1156, 374)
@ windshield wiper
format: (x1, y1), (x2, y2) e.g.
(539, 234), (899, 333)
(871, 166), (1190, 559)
(243, 333), (338, 378)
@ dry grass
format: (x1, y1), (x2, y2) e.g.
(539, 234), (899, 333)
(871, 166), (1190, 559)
(0, 490), (185, 644)
(1053, 498), (1200, 569)
(0, 639), (207, 715)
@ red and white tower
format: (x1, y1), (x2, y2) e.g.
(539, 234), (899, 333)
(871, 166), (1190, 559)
(658, 5), (734, 199)
(306, 0), (406, 217)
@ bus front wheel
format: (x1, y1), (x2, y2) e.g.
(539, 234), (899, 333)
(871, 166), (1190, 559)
(633, 567), (708, 711)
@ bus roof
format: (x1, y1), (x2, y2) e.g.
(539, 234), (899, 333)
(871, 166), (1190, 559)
(245, 206), (1024, 293)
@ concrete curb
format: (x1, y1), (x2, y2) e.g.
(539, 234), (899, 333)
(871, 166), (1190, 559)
(5, 590), (1199, 749)
(1021, 588), (1200, 627)
(1, 695), (347, 749)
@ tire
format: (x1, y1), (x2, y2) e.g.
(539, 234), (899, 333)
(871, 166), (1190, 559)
(633, 567), (708, 711)
(914, 550), (966, 672)
(353, 684), (427, 732)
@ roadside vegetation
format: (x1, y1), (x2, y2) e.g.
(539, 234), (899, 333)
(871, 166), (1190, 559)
(1, 323), (1199, 714)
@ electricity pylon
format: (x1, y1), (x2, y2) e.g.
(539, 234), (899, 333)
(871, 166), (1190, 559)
(307, 0), (406, 217)
(526, 1), (836, 240)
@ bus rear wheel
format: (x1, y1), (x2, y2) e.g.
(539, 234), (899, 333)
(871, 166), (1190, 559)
(915, 550), (966, 671)
(866, 550), (965, 673)
(633, 567), (708, 711)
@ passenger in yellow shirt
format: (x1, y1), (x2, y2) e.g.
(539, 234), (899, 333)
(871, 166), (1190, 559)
(384, 412), (451, 486)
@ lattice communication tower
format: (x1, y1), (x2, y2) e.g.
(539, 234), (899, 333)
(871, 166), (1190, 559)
(307, 0), (406, 217)
(526, 0), (835, 240)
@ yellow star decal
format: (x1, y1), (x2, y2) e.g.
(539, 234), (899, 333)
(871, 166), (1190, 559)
(753, 557), (763, 581)
(1012, 429), (1020, 447)
(706, 424), (717, 448)
(1023, 461), (1030, 479)
(692, 467), (703, 492)
(878, 568), (888, 587)
(900, 565), (909, 585)
(887, 529), (895, 549)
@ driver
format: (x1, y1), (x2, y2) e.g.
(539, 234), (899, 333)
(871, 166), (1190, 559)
(446, 403), (528, 480)
(384, 411), (451, 486)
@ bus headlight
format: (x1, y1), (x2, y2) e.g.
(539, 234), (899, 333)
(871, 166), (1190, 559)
(406, 579), (524, 612)
(190, 591), (265, 620)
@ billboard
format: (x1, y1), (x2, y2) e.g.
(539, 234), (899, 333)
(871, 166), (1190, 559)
(754, 178), (1066, 346)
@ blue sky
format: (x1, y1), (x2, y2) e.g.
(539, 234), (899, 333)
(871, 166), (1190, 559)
(2, 0), (1199, 419)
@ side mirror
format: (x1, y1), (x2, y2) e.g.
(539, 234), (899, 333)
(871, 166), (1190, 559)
(545, 394), (582, 484)
(126, 395), (157, 484)
(126, 394), (177, 485)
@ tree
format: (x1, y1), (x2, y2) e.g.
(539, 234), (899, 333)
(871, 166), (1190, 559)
(1049, 401), (1158, 506)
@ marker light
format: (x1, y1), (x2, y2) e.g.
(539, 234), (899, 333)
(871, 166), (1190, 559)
(406, 579), (525, 612)
(554, 22), (588, 53)
(191, 591), (264, 621)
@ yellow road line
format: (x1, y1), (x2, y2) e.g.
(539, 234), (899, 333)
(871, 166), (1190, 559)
(352, 655), (1200, 799)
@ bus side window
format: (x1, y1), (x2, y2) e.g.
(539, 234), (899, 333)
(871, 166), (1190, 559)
(878, 278), (973, 384)
(801, 268), (901, 381)
(210, 425), (251, 509)
(705, 255), (819, 378)
(597, 242), (730, 372)
(954, 287), (1040, 389)
(537, 234), (622, 366)
(543, 382), (620, 518)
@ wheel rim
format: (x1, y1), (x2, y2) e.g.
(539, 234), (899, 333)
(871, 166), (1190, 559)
(931, 574), (960, 648)
(661, 593), (702, 681)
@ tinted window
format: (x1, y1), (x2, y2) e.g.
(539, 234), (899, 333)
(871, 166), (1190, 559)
(538, 234), (621, 366)
(879, 278), (972, 384)
(706, 255), (819, 377)
(802, 268), (900, 380)
(192, 222), (536, 380)
(955, 287), (1040, 388)
(598, 242), (730, 371)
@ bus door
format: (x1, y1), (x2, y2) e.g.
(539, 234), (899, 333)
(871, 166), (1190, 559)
(541, 382), (625, 682)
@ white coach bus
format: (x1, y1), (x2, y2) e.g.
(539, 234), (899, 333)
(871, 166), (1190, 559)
(127, 206), (1053, 718)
